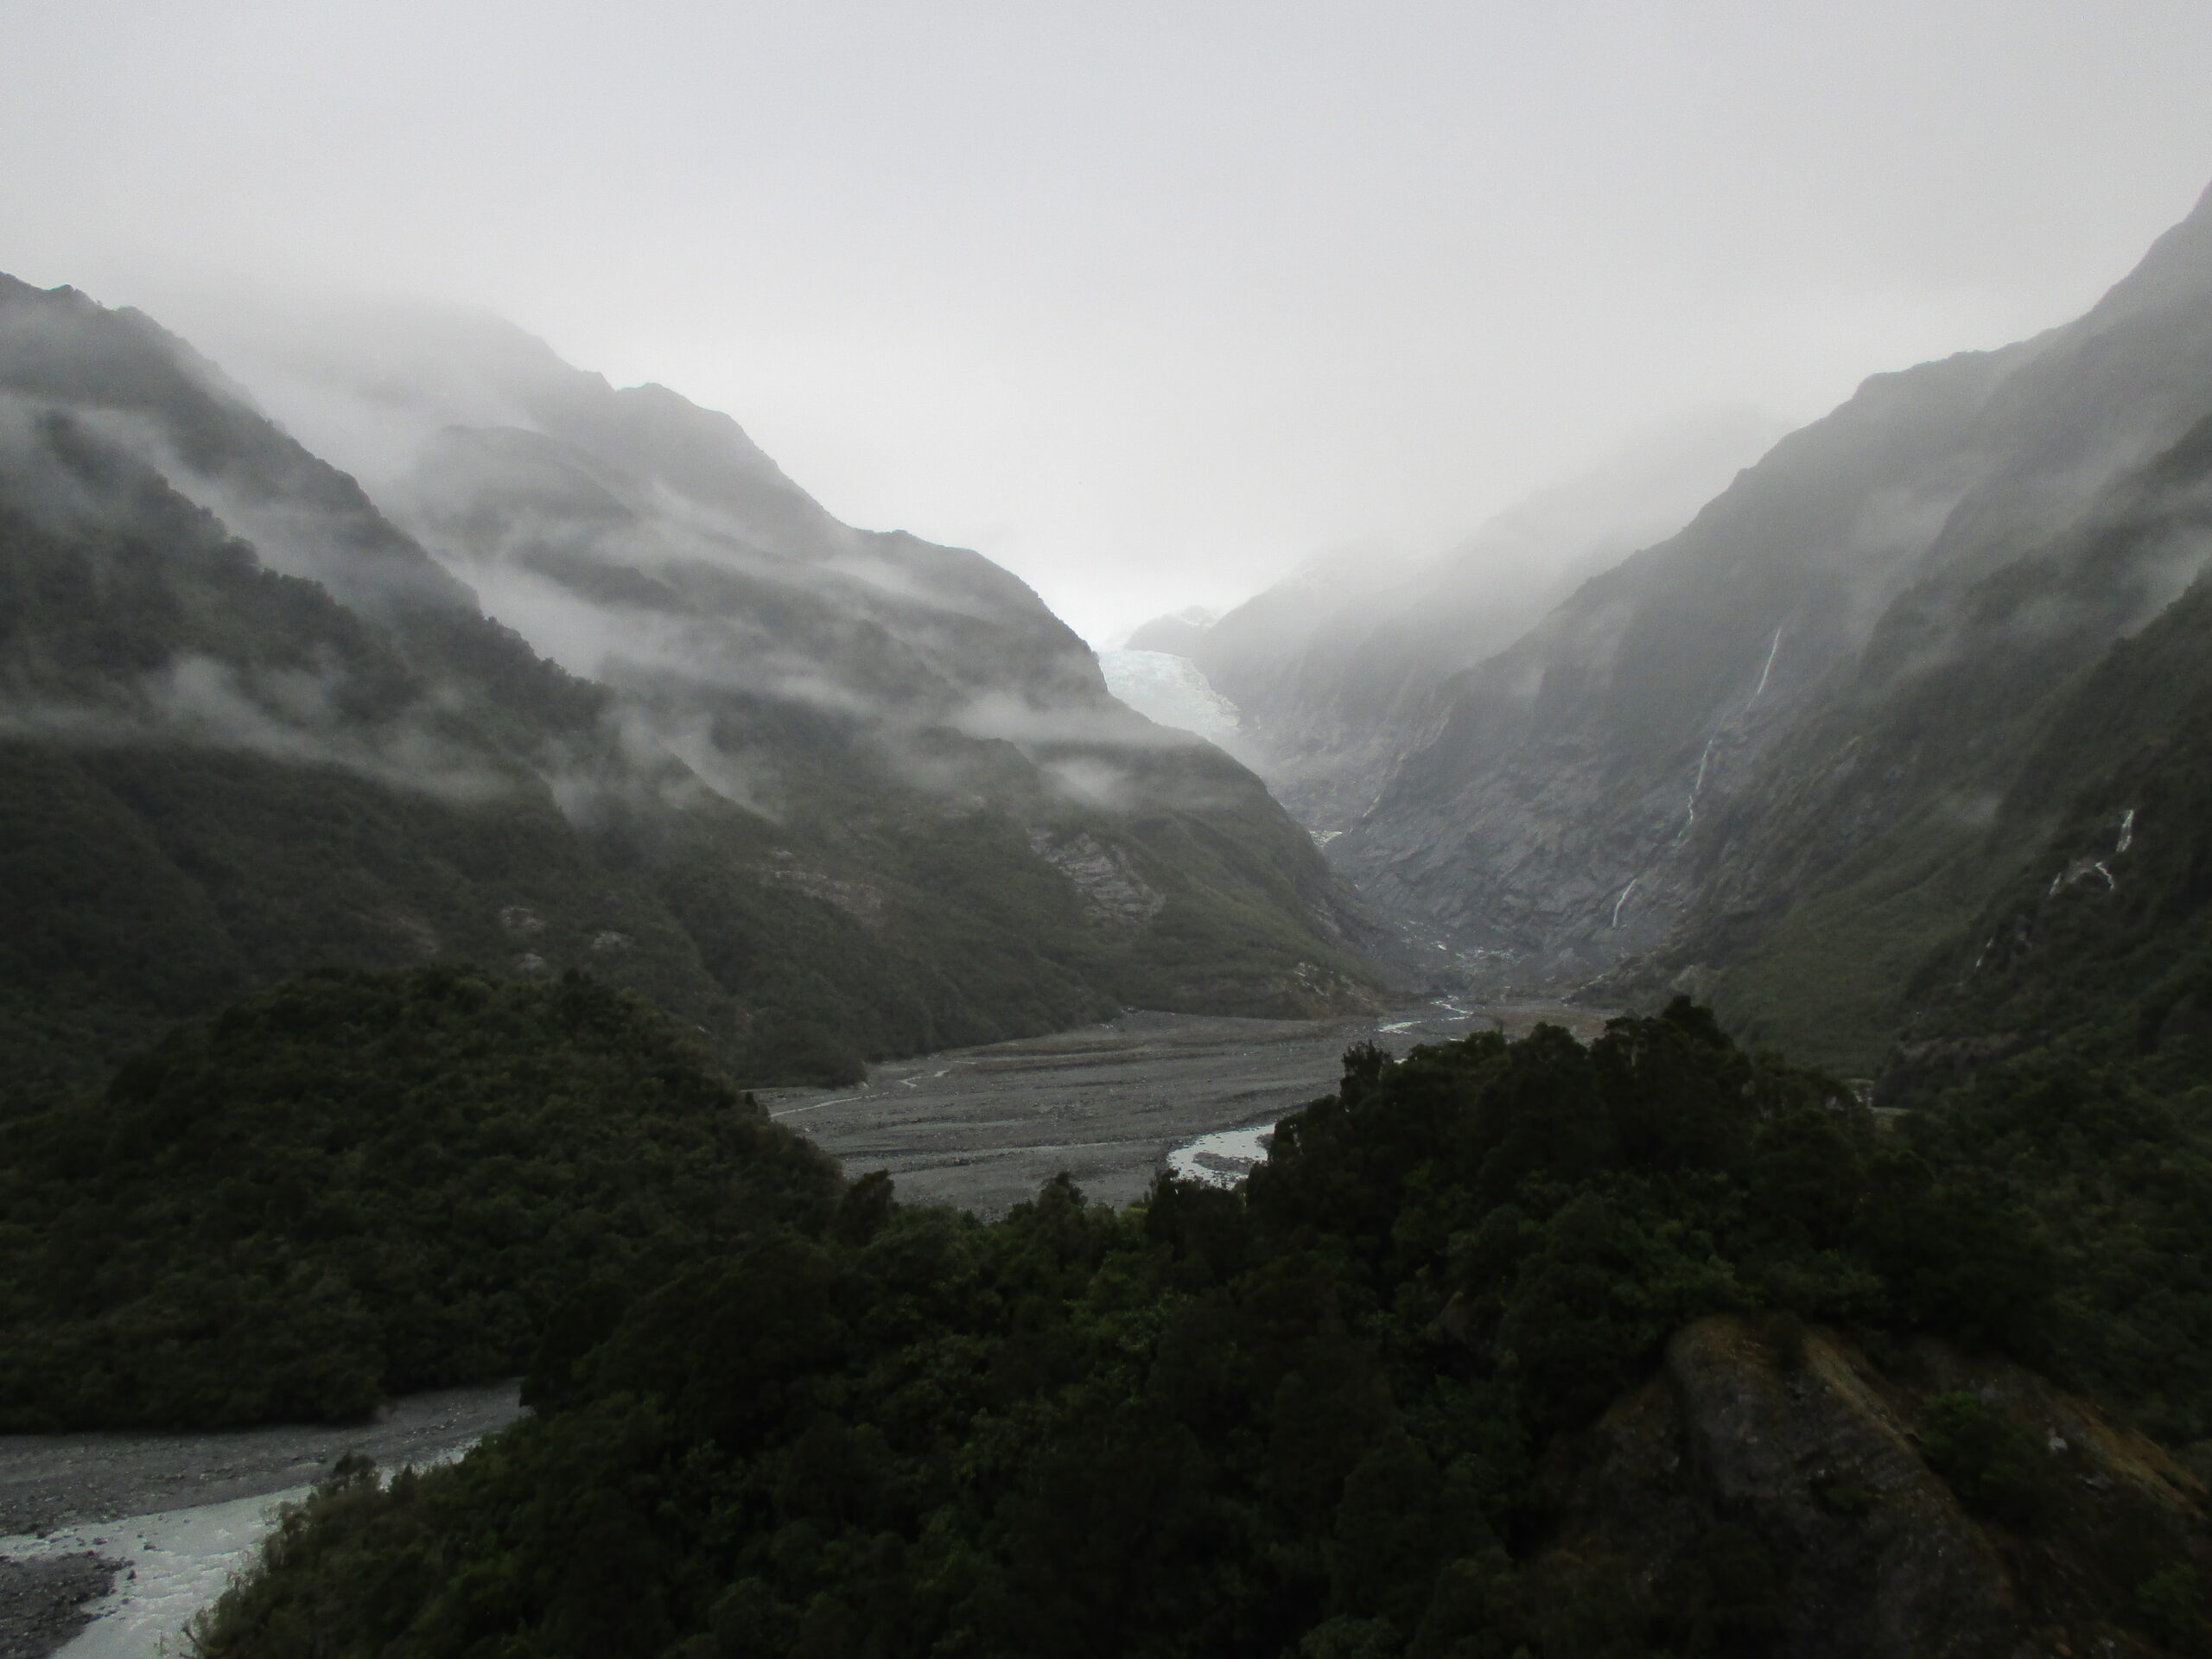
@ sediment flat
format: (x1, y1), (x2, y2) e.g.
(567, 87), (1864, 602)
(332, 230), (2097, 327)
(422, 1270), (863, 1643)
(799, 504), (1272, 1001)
(760, 997), (1608, 1215)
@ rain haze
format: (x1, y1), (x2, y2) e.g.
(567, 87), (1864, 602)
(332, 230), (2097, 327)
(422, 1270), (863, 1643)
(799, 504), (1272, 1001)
(7, 0), (2212, 644)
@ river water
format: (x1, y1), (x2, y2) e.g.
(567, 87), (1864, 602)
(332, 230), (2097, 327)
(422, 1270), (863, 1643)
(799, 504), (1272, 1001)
(0, 1384), (523, 1659)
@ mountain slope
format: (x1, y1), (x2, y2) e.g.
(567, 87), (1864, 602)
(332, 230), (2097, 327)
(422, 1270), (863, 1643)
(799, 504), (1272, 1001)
(0, 965), (847, 1430)
(1325, 182), (2212, 1063)
(0, 277), (1379, 1092)
(1161, 411), (1783, 837)
(1872, 556), (2212, 1095)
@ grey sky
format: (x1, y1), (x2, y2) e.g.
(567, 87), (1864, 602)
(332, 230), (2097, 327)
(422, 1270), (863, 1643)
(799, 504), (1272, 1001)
(7, 1), (2212, 643)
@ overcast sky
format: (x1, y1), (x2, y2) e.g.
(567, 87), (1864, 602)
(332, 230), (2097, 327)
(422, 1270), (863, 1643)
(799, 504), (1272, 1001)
(8, 1), (2212, 643)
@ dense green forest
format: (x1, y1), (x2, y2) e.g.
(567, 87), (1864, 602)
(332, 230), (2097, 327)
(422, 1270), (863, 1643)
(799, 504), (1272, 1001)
(0, 966), (844, 1429)
(172, 985), (2212, 1658)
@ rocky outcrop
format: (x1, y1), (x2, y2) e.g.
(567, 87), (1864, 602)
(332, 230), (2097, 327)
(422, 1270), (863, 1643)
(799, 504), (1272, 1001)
(0, 1554), (118, 1659)
(1536, 1316), (2208, 1658)
(1027, 830), (1166, 929)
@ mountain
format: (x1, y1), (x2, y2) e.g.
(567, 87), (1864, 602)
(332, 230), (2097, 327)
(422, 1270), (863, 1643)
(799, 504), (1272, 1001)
(1872, 541), (2212, 1099)
(0, 277), (1379, 1094)
(1123, 605), (1219, 657)
(1143, 411), (1784, 838)
(1317, 182), (2212, 1069)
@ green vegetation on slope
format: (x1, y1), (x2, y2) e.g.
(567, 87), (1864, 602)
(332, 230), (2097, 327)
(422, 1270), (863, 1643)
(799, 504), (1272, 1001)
(1708, 810), (2001, 1076)
(1689, 415), (2212, 1074)
(1847, 582), (2212, 1451)
(0, 966), (843, 1430)
(185, 998), (2210, 1659)
(0, 414), (1377, 1096)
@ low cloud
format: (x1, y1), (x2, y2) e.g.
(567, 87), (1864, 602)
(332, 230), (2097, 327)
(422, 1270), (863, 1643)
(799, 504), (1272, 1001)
(0, 652), (516, 803)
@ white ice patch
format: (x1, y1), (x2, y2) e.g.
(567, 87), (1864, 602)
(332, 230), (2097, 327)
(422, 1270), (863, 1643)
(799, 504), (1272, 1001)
(1166, 1124), (1275, 1190)
(1096, 650), (1243, 745)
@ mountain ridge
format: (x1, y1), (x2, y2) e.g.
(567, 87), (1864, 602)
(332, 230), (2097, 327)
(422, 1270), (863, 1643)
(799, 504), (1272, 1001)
(0, 275), (1382, 1095)
(1281, 181), (2212, 1069)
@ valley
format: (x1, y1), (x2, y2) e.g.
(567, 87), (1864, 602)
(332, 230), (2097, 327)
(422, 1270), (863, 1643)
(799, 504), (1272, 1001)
(6, 145), (2212, 1659)
(0, 1384), (523, 1659)
(1, 1001), (1605, 1658)
(763, 998), (1611, 1214)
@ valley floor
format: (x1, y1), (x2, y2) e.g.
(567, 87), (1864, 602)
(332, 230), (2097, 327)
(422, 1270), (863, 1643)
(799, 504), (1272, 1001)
(760, 997), (1611, 1213)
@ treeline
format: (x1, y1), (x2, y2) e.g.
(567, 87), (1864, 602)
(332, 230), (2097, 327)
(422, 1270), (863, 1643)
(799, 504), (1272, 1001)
(183, 994), (2212, 1658)
(0, 965), (843, 1428)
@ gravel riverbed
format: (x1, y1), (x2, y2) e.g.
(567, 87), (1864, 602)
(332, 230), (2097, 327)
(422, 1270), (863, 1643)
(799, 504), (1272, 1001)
(762, 996), (1607, 1213)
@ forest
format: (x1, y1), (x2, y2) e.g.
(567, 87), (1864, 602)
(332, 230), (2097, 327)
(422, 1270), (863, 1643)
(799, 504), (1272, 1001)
(0, 966), (844, 1429)
(22, 967), (2177, 1657)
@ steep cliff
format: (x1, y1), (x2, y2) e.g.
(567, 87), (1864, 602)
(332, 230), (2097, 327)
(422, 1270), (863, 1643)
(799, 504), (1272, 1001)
(1168, 411), (1783, 838)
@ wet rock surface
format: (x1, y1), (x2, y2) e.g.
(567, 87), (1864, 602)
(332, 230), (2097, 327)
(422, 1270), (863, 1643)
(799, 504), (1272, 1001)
(0, 1553), (118, 1659)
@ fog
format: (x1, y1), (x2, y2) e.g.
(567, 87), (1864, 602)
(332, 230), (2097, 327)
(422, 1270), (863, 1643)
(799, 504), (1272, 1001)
(6, 1), (2212, 644)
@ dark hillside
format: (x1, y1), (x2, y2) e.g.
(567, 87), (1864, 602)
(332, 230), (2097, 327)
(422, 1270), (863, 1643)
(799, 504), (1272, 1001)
(187, 1007), (2212, 1659)
(0, 966), (845, 1432)
(1673, 410), (2212, 1071)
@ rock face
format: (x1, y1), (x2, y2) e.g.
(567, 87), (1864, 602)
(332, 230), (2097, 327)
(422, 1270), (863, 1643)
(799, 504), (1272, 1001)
(1540, 1316), (2207, 1658)
(0, 276), (1381, 1090)
(1027, 829), (1167, 929)
(1286, 181), (2212, 1067)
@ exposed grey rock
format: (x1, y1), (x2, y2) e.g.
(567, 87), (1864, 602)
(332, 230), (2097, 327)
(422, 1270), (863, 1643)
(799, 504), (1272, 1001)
(1541, 1316), (2202, 1659)
(1027, 830), (1166, 929)
(1190, 410), (1786, 841)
